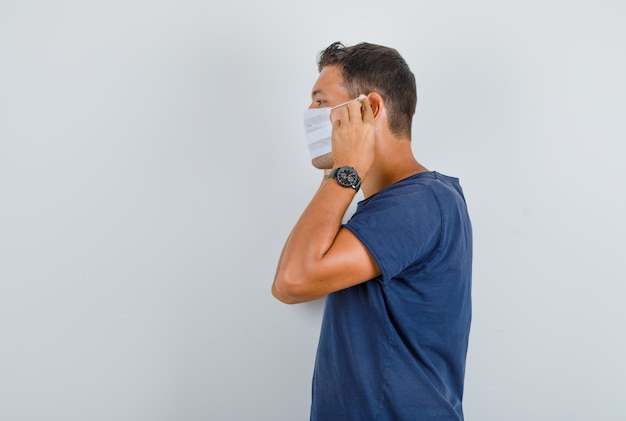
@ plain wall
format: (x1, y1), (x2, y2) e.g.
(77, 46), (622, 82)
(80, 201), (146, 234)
(1, 1), (625, 420)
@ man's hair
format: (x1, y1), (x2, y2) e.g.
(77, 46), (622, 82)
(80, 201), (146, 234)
(317, 41), (417, 138)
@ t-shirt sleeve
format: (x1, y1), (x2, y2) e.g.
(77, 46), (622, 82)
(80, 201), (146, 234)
(344, 187), (442, 283)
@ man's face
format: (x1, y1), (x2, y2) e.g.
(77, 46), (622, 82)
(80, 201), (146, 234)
(308, 65), (351, 169)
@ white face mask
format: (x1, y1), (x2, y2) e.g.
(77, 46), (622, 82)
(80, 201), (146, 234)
(303, 106), (334, 160)
(302, 96), (366, 160)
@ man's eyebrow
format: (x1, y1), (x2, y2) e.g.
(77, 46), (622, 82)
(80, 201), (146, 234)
(311, 89), (324, 98)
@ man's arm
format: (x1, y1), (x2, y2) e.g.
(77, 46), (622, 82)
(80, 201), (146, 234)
(272, 179), (380, 303)
(272, 97), (380, 304)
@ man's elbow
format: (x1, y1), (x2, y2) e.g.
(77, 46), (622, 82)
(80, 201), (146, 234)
(272, 270), (318, 304)
(271, 283), (302, 304)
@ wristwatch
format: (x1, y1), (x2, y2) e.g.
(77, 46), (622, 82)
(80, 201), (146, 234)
(326, 166), (361, 192)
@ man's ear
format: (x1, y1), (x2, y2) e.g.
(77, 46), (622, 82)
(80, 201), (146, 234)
(366, 92), (384, 118)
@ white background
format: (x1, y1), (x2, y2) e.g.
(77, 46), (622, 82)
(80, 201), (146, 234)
(1, 1), (625, 420)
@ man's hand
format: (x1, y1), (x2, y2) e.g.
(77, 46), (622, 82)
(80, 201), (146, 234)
(330, 96), (376, 178)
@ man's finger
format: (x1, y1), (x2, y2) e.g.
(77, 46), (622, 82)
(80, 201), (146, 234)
(346, 97), (366, 122)
(360, 96), (374, 122)
(330, 104), (348, 126)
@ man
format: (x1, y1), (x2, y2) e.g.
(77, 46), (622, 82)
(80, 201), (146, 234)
(272, 42), (472, 421)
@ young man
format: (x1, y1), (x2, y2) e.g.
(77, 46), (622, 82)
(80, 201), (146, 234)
(272, 42), (472, 420)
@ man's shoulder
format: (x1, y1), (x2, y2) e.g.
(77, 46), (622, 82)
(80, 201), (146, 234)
(365, 171), (461, 206)
(352, 170), (468, 230)
(398, 171), (467, 206)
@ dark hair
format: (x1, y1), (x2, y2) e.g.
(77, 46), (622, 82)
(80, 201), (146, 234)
(317, 42), (417, 137)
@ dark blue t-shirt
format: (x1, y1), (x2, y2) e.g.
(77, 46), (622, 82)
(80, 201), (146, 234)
(311, 172), (472, 421)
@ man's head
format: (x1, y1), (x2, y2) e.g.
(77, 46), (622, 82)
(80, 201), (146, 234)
(317, 42), (417, 138)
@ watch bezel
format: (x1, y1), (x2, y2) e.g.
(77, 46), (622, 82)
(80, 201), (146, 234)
(327, 166), (361, 191)
(336, 167), (357, 187)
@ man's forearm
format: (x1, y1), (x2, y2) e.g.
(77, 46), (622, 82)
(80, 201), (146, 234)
(272, 178), (358, 301)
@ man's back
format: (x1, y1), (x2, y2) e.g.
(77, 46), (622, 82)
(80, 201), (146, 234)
(311, 172), (472, 421)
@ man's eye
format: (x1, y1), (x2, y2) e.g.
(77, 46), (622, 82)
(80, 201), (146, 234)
(316, 100), (326, 106)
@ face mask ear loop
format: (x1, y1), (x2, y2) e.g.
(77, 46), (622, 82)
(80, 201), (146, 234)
(330, 100), (351, 111)
(330, 94), (367, 111)
(328, 95), (368, 124)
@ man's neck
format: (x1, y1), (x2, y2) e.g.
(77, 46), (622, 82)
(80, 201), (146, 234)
(361, 142), (427, 198)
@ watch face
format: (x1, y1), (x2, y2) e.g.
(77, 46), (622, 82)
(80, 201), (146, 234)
(336, 167), (359, 187)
